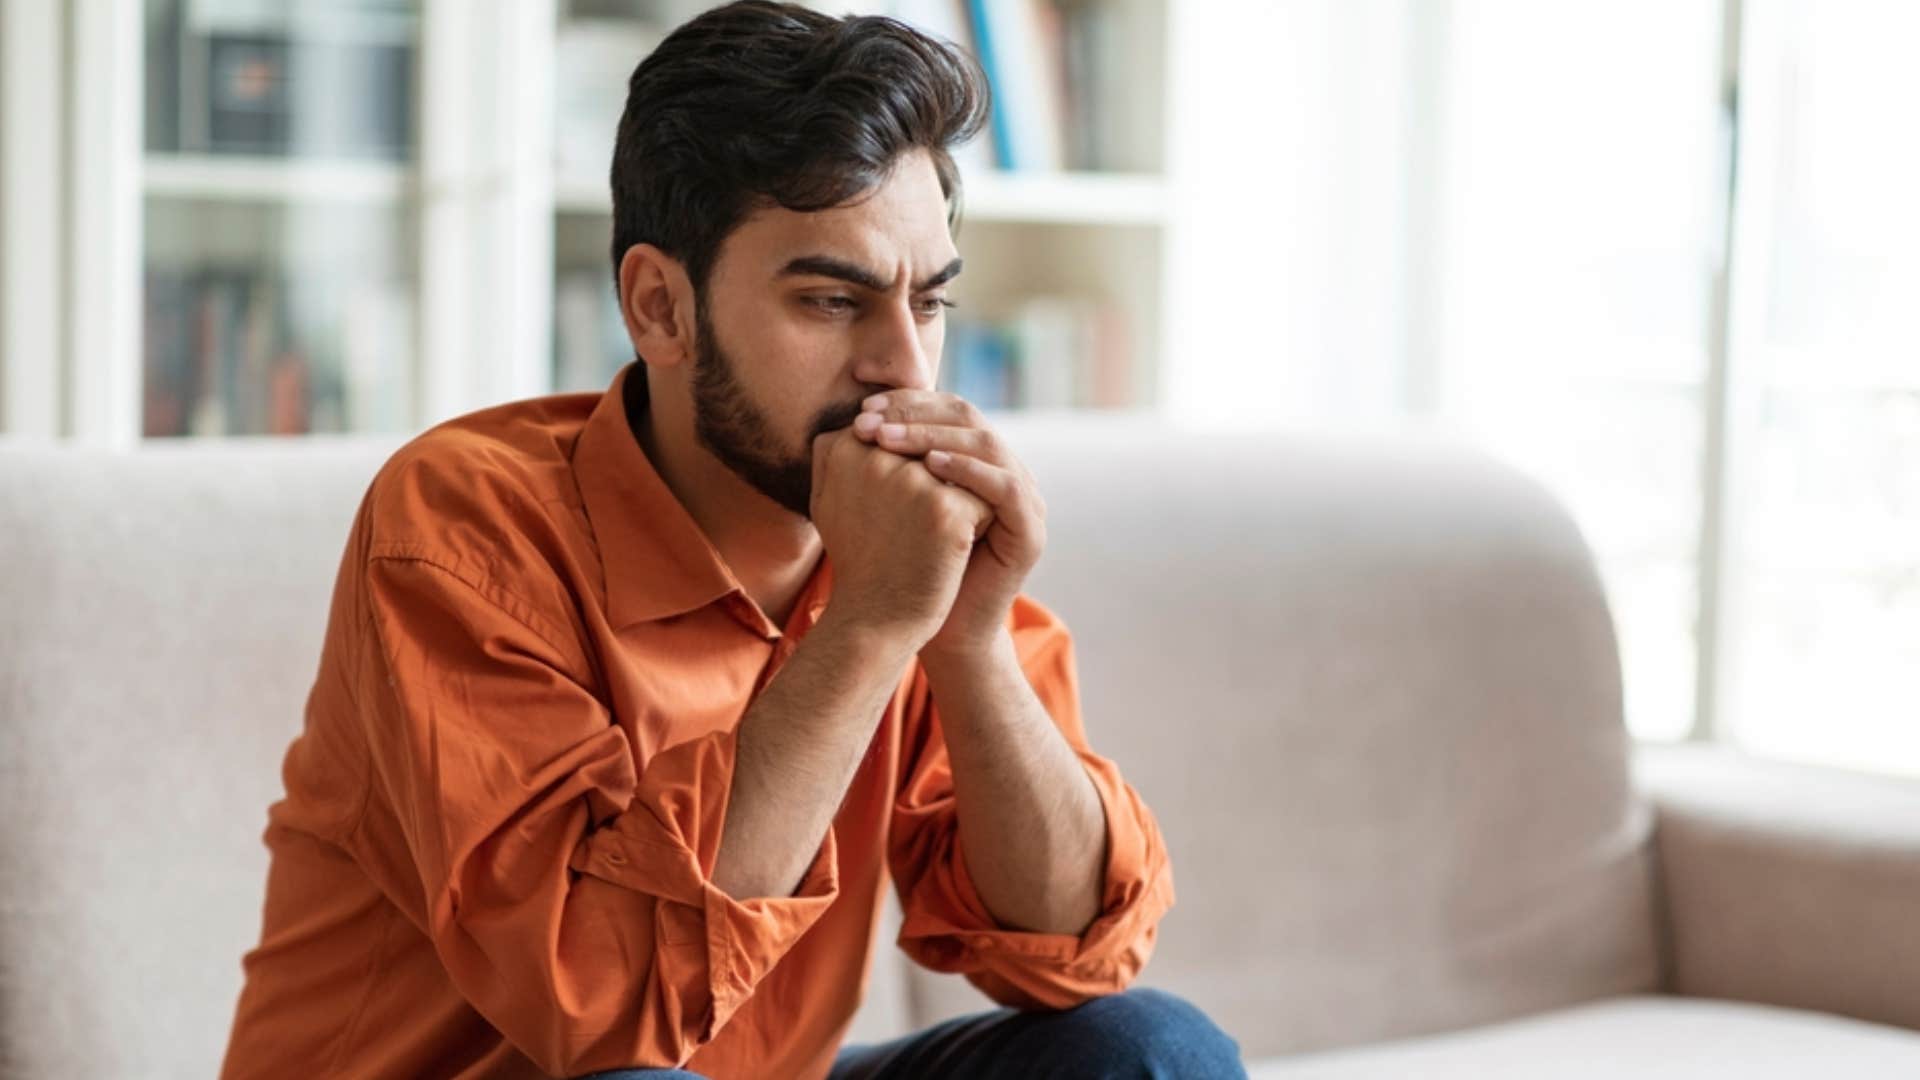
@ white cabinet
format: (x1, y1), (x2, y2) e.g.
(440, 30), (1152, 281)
(1, 0), (1178, 443)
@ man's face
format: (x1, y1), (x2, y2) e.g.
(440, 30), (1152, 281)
(687, 148), (963, 517)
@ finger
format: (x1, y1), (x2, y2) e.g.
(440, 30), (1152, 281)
(850, 409), (885, 441)
(860, 390), (982, 429)
(924, 450), (1041, 541)
(872, 421), (1006, 465)
(941, 478), (994, 540)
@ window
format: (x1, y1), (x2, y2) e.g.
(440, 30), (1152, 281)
(1167, 0), (1917, 775)
(1431, 0), (1723, 742)
(1715, 0), (1920, 775)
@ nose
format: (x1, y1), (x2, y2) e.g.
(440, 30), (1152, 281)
(850, 297), (937, 392)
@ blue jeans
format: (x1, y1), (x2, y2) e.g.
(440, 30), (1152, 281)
(575, 987), (1245, 1078)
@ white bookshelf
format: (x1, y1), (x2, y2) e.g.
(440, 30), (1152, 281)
(0, 0), (1179, 443)
(143, 154), (413, 204)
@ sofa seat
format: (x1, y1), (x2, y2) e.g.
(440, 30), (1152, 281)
(1249, 995), (1920, 1077)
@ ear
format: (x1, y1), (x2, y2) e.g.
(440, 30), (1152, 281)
(616, 243), (697, 371)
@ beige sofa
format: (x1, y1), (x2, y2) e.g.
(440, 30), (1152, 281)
(3, 416), (1918, 1078)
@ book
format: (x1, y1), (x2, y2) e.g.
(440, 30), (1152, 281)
(967, 0), (1071, 171)
(1086, 299), (1132, 408)
(267, 348), (312, 435)
(942, 318), (1017, 408)
(142, 269), (197, 437)
(142, 259), (416, 437)
(236, 272), (279, 432)
(943, 294), (1132, 411)
(1012, 296), (1080, 409)
(187, 270), (246, 436)
(1060, 0), (1119, 170)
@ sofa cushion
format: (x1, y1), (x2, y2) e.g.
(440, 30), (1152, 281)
(1247, 995), (1920, 1077)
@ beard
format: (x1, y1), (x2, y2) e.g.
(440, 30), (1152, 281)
(688, 298), (866, 518)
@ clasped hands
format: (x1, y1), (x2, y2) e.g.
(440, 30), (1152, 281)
(808, 390), (1045, 663)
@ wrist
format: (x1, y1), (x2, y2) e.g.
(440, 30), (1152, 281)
(810, 604), (929, 673)
(919, 625), (1017, 684)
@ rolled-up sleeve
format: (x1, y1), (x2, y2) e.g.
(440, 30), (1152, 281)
(889, 595), (1175, 1010)
(355, 552), (837, 1076)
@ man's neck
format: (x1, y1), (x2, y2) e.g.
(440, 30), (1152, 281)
(627, 372), (823, 628)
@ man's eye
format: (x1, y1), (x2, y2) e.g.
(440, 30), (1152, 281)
(915, 298), (958, 317)
(806, 296), (857, 313)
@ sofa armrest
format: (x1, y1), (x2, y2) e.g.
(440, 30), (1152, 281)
(1634, 742), (1920, 1032)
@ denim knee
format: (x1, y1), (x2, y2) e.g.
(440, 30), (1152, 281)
(1056, 987), (1245, 1078)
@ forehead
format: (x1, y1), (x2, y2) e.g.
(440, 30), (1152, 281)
(721, 151), (959, 284)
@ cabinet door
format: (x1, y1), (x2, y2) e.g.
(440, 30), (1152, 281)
(141, 0), (420, 436)
(550, 0), (666, 394)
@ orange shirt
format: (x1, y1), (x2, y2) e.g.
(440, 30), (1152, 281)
(219, 363), (1174, 1080)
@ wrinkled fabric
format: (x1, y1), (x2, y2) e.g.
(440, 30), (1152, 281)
(219, 363), (1173, 1080)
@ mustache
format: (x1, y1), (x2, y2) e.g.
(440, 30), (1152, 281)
(810, 397), (870, 440)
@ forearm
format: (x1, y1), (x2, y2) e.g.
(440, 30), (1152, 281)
(922, 630), (1106, 935)
(713, 614), (916, 899)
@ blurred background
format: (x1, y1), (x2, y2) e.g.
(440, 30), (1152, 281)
(0, 0), (1913, 775)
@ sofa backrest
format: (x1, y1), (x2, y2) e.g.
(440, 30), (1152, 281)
(897, 418), (1663, 1056)
(0, 416), (1660, 1075)
(0, 438), (404, 1078)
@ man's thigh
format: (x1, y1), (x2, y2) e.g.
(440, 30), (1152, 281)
(829, 987), (1245, 1080)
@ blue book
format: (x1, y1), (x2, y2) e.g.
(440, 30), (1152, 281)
(965, 0), (1016, 170)
(946, 319), (1016, 409)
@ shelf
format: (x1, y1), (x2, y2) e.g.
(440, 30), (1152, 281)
(962, 171), (1169, 226)
(553, 169), (1170, 227)
(143, 154), (412, 205)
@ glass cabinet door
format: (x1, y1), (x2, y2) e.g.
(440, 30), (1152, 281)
(550, 0), (673, 394)
(140, 0), (420, 436)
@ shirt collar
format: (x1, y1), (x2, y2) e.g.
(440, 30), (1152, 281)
(572, 362), (836, 636)
(571, 362), (742, 628)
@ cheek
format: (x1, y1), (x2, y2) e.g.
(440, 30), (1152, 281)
(745, 317), (850, 432)
(731, 307), (818, 373)
(762, 319), (843, 392)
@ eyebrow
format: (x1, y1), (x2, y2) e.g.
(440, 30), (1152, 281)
(777, 254), (964, 293)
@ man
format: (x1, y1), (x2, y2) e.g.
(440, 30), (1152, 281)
(220, 3), (1240, 1077)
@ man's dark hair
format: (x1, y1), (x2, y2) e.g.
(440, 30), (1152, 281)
(609, 0), (991, 296)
